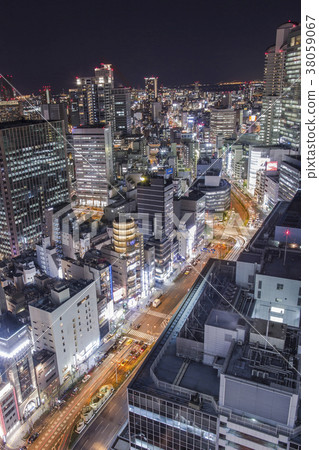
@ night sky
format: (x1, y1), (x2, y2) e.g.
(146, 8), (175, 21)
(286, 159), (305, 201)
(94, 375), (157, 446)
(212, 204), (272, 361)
(2, 0), (300, 94)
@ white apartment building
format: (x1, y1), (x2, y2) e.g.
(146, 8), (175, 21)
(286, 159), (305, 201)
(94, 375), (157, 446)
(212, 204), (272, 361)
(61, 254), (114, 329)
(29, 280), (100, 384)
(36, 236), (60, 278)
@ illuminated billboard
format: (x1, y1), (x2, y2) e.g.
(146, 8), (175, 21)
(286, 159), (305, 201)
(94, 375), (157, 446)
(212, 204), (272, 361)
(266, 161), (278, 171)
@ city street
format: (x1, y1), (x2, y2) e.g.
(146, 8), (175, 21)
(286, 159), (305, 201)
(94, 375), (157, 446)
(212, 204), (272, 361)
(74, 368), (132, 450)
(15, 254), (207, 450)
(68, 255), (209, 449)
(19, 190), (261, 450)
(26, 341), (139, 450)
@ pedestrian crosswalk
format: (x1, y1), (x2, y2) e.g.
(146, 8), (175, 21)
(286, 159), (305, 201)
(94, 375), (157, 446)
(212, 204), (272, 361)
(147, 310), (172, 319)
(161, 318), (170, 329)
(127, 329), (154, 341)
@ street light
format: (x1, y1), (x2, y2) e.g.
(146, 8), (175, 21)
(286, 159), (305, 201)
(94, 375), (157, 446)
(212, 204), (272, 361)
(283, 229), (290, 266)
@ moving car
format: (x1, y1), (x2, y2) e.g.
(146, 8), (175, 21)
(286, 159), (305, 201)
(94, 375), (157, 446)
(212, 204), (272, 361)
(82, 374), (91, 383)
(27, 433), (39, 444)
(75, 419), (85, 434)
(152, 298), (161, 308)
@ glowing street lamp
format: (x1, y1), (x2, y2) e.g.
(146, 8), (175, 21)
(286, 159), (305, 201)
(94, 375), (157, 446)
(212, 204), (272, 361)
(284, 229), (290, 266)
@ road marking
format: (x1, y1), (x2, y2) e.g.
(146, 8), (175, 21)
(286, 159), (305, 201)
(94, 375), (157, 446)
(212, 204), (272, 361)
(96, 421), (103, 431)
(161, 318), (170, 329)
(146, 310), (171, 319)
(127, 329), (152, 341)
(109, 404), (115, 413)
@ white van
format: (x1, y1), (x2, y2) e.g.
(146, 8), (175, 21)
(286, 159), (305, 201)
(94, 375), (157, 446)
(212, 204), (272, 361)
(152, 298), (161, 308)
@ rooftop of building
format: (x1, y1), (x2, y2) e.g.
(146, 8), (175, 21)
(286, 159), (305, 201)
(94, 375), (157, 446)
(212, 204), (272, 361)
(47, 202), (72, 215)
(250, 318), (287, 341)
(237, 252), (262, 264)
(105, 196), (134, 210)
(206, 310), (245, 330)
(0, 119), (61, 130)
(30, 279), (92, 313)
(225, 331), (300, 391)
(129, 260), (255, 416)
(265, 172), (279, 181)
(129, 259), (220, 416)
(282, 154), (301, 167)
(275, 192), (301, 229)
(83, 249), (111, 269)
(194, 178), (231, 192)
(260, 249), (301, 280)
(244, 198), (296, 253)
(137, 176), (173, 188)
(249, 144), (293, 150)
(72, 124), (107, 131)
(33, 349), (55, 366)
(180, 190), (206, 202)
(0, 312), (25, 340)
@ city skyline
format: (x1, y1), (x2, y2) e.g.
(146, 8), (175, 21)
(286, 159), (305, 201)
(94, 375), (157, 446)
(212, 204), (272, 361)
(2, 0), (300, 94)
(0, 3), (308, 448)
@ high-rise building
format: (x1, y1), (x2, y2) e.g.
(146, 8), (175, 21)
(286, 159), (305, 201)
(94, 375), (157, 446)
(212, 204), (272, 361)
(29, 280), (100, 385)
(279, 25), (301, 149)
(61, 250), (114, 338)
(278, 155), (301, 201)
(0, 120), (70, 258)
(152, 102), (162, 124)
(137, 177), (174, 240)
(101, 216), (142, 303)
(259, 22), (299, 146)
(95, 64), (114, 126)
(71, 64), (114, 127)
(113, 87), (132, 135)
(174, 191), (206, 259)
(259, 96), (282, 145)
(210, 108), (236, 147)
(40, 103), (68, 131)
(144, 77), (158, 100)
(137, 177), (174, 282)
(264, 23), (294, 97)
(40, 85), (52, 105)
(72, 126), (113, 207)
(247, 144), (296, 194)
(263, 172), (280, 210)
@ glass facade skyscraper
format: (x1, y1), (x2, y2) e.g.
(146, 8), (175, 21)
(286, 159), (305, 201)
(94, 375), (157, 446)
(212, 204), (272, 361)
(0, 120), (69, 257)
(279, 26), (301, 149)
(259, 22), (300, 147)
(72, 126), (113, 207)
(71, 64), (114, 128)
